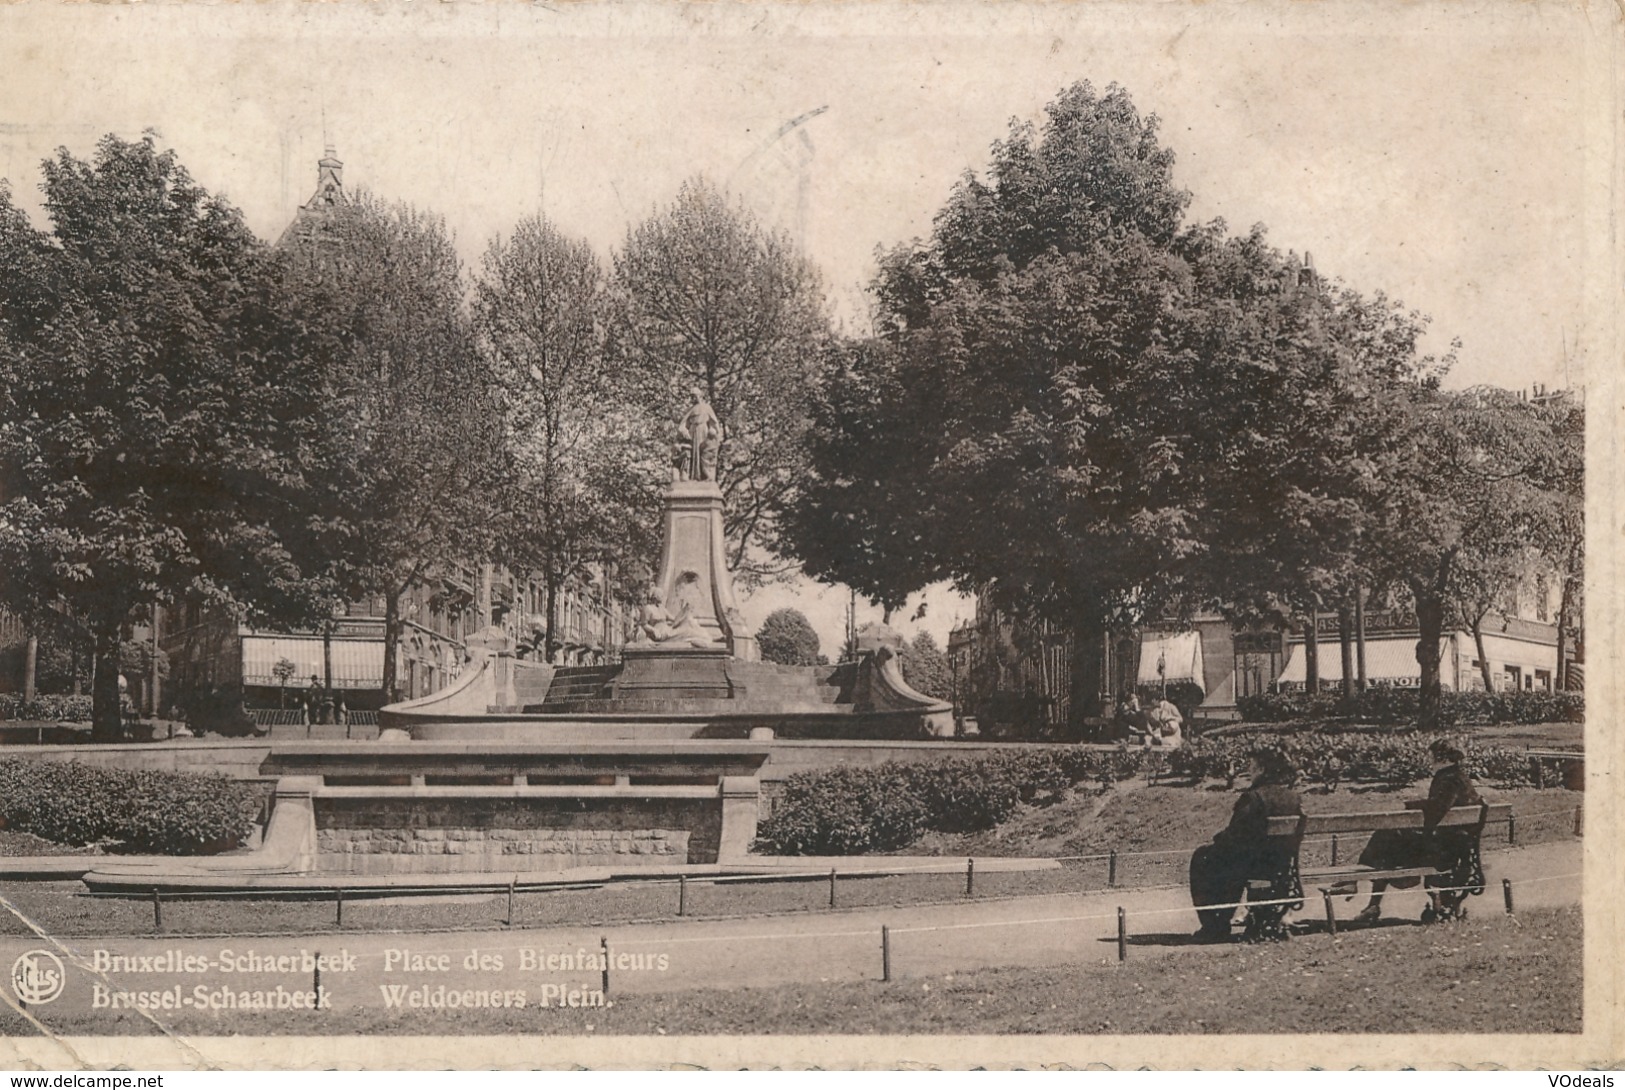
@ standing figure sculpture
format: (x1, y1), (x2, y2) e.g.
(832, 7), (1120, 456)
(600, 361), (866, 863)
(674, 389), (721, 482)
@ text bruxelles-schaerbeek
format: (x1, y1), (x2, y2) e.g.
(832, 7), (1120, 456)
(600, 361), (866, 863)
(86, 946), (669, 1011)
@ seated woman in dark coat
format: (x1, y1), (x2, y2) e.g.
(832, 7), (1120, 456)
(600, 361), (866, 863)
(1189, 747), (1304, 942)
(1353, 739), (1484, 923)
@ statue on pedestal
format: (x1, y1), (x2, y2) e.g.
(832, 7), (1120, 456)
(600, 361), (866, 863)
(631, 580), (719, 649)
(673, 388), (721, 482)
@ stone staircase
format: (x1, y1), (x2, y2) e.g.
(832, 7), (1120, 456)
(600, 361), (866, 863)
(525, 659), (857, 716)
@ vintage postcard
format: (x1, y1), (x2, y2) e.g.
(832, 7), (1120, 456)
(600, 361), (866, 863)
(0, 0), (1617, 1071)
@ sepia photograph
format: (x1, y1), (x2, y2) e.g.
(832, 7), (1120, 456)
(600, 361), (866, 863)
(0, 0), (1614, 1071)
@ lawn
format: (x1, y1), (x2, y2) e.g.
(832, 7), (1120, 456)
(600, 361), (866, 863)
(0, 906), (1580, 1037)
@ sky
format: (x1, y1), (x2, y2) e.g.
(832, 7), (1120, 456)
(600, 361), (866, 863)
(0, 2), (1605, 654)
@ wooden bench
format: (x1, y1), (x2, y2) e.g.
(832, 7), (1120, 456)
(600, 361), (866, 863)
(1239, 803), (1511, 938)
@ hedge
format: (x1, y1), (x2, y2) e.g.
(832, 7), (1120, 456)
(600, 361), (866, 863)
(1236, 688), (1583, 726)
(0, 759), (262, 855)
(754, 749), (1149, 855)
(757, 734), (1558, 855)
(0, 693), (94, 722)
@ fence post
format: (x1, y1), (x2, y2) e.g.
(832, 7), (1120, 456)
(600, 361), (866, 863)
(1322, 891), (1338, 936)
(828, 868), (837, 909)
(1108, 850), (1118, 889)
(506, 877), (516, 928)
(1330, 835), (1340, 867)
(334, 887), (344, 928)
(881, 925), (892, 982)
(1574, 805), (1584, 838)
(965, 858), (975, 898)
(1508, 813), (1517, 846)
(151, 888), (163, 933)
(1116, 907), (1127, 962)
(313, 952), (321, 999)
(600, 936), (610, 997)
(678, 875), (688, 917)
(1502, 878), (1515, 916)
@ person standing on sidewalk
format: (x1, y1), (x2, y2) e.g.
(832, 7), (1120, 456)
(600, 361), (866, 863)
(1189, 747), (1304, 942)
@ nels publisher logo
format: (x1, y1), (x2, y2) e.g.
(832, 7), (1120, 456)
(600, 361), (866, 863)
(11, 950), (66, 1005)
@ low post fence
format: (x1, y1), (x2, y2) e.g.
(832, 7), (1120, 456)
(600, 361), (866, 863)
(18, 804), (1582, 941)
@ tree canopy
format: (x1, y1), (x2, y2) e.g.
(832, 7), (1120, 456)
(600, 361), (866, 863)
(900, 631), (953, 702)
(0, 134), (330, 737)
(609, 178), (830, 581)
(279, 189), (506, 702)
(783, 80), (1516, 725)
(476, 214), (659, 661)
(756, 607), (822, 667)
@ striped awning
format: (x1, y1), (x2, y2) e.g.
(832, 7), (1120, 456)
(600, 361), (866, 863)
(1276, 636), (1454, 689)
(1137, 631), (1205, 695)
(242, 636), (384, 690)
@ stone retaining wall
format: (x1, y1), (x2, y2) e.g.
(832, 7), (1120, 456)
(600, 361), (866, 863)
(312, 797), (719, 874)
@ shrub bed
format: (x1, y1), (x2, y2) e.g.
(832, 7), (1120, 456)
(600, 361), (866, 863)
(1236, 688), (1583, 726)
(0, 759), (261, 854)
(0, 693), (94, 722)
(756, 749), (1150, 855)
(760, 734), (1554, 855)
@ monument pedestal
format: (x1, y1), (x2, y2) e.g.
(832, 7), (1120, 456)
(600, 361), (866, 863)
(652, 479), (758, 662)
(613, 647), (735, 701)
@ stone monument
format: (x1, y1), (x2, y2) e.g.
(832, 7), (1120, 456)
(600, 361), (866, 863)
(629, 390), (758, 662)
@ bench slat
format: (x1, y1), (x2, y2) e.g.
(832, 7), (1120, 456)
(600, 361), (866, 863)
(1263, 804), (1511, 837)
(1302, 866), (1440, 882)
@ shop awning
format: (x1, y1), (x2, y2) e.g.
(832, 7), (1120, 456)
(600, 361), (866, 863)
(1275, 636), (1453, 689)
(1137, 631), (1205, 695)
(242, 636), (384, 690)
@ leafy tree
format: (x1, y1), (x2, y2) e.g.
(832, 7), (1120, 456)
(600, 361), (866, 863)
(1182, 236), (1452, 692)
(788, 80), (1486, 728)
(475, 215), (658, 662)
(0, 135), (330, 739)
(791, 83), (1228, 720)
(780, 338), (948, 617)
(757, 607), (821, 666)
(1535, 392), (1584, 689)
(608, 178), (830, 581)
(1364, 386), (1569, 727)
(271, 656), (298, 709)
(280, 190), (505, 703)
(900, 630), (953, 701)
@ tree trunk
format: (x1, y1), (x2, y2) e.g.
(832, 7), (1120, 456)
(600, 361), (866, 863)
(1472, 611), (1495, 691)
(1415, 590), (1446, 730)
(545, 573), (561, 665)
(1068, 615), (1105, 732)
(149, 604), (161, 717)
(22, 635), (38, 703)
(1337, 607), (1354, 701)
(1303, 612), (1320, 694)
(91, 618), (123, 743)
(1553, 596), (1569, 691)
(1555, 546), (1577, 690)
(1354, 581), (1368, 691)
(323, 624), (334, 697)
(382, 590), (403, 706)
